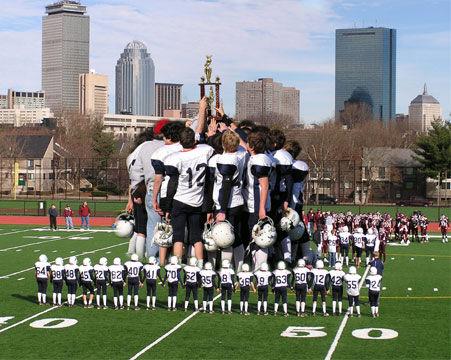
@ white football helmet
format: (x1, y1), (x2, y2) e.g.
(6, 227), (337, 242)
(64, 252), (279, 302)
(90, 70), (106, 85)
(357, 227), (363, 234)
(212, 221), (235, 248)
(99, 257), (107, 266)
(342, 225), (349, 233)
(370, 266), (377, 275)
(241, 263), (250, 272)
(82, 257), (91, 266)
(39, 254), (48, 263)
(221, 259), (230, 268)
(170, 256), (178, 265)
(114, 213), (134, 238)
(367, 228), (374, 235)
(204, 262), (213, 270)
(252, 217), (277, 249)
(131, 254), (139, 261)
(277, 261), (286, 270)
(316, 259), (324, 269)
(349, 266), (357, 275)
(55, 257), (63, 266)
(148, 256), (156, 264)
(69, 256), (77, 265)
(279, 208), (300, 231)
(260, 262), (269, 271)
(335, 262), (342, 270)
(113, 257), (121, 265)
(202, 223), (218, 251)
(297, 259), (305, 268)
(288, 222), (305, 241)
(189, 257), (197, 267)
(152, 221), (173, 248)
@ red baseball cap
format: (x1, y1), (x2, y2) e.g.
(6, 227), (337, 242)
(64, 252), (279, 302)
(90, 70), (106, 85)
(153, 119), (170, 136)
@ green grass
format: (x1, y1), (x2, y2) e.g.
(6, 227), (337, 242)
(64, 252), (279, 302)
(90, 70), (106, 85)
(0, 225), (449, 359)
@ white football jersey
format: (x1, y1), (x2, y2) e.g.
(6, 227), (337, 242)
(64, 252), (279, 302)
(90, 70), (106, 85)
(212, 152), (246, 210)
(79, 265), (94, 282)
(365, 234), (377, 247)
(293, 267), (309, 285)
(93, 264), (109, 281)
(273, 269), (291, 288)
(311, 268), (329, 286)
(184, 265), (201, 284)
(165, 264), (181, 283)
(151, 142), (182, 198)
(344, 273), (361, 296)
(338, 232), (350, 245)
(50, 264), (64, 281)
(137, 140), (164, 191)
(64, 264), (78, 281)
(219, 268), (235, 285)
(254, 270), (272, 287)
(273, 149), (293, 193)
(109, 264), (125, 283)
(291, 160), (309, 207)
(164, 144), (214, 207)
(126, 143), (146, 189)
(243, 153), (272, 213)
(199, 269), (216, 288)
(237, 272), (253, 288)
(143, 264), (160, 281)
(124, 261), (143, 279)
(353, 233), (364, 248)
(328, 269), (345, 287)
(35, 261), (51, 279)
(366, 274), (382, 292)
(328, 235), (338, 252)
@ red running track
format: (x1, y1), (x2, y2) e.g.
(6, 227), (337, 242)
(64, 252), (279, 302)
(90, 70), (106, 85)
(0, 216), (115, 227)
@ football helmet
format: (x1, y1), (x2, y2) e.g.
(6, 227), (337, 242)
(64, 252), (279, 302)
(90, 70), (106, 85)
(260, 262), (269, 271)
(99, 257), (108, 266)
(55, 257), (63, 266)
(204, 262), (213, 270)
(342, 225), (349, 233)
(189, 257), (197, 267)
(39, 254), (48, 263)
(357, 227), (364, 234)
(222, 259), (231, 268)
(113, 257), (121, 265)
(279, 208), (300, 231)
(130, 254), (139, 261)
(69, 256), (77, 265)
(148, 256), (156, 264)
(114, 212), (135, 238)
(212, 221), (235, 248)
(367, 228), (374, 235)
(349, 266), (357, 275)
(316, 259), (324, 269)
(252, 217), (277, 249)
(82, 257), (91, 266)
(152, 221), (173, 248)
(170, 256), (178, 265)
(241, 263), (250, 272)
(277, 261), (286, 270)
(288, 222), (305, 241)
(370, 266), (378, 275)
(335, 262), (342, 270)
(202, 223), (218, 251)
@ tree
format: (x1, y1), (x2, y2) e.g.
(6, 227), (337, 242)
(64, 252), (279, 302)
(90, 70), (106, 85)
(92, 120), (117, 165)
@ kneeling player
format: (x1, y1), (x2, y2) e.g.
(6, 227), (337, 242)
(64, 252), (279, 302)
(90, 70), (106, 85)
(109, 257), (126, 309)
(64, 256), (79, 307)
(329, 262), (345, 315)
(164, 256), (181, 311)
(254, 262), (272, 315)
(344, 266), (361, 317)
(366, 266), (382, 317)
(273, 261), (291, 317)
(94, 257), (109, 309)
(35, 254), (51, 305)
(200, 262), (217, 313)
(219, 259), (235, 314)
(310, 260), (330, 316)
(50, 257), (64, 306)
(237, 263), (255, 315)
(293, 259), (309, 317)
(125, 254), (143, 310)
(183, 257), (201, 311)
(142, 256), (162, 310)
(79, 258), (95, 308)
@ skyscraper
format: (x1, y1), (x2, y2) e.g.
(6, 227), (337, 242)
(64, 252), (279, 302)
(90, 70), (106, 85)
(115, 41), (155, 116)
(155, 83), (183, 117)
(42, 1), (90, 113)
(408, 84), (442, 132)
(335, 27), (396, 122)
(79, 71), (108, 117)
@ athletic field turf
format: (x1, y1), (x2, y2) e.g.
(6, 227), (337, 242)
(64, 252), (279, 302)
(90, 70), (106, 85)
(0, 225), (449, 359)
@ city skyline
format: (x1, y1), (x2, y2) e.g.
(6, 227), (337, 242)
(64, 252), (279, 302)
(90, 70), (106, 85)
(0, 0), (449, 123)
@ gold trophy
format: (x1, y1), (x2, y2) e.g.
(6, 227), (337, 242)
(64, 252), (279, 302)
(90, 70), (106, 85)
(199, 55), (221, 118)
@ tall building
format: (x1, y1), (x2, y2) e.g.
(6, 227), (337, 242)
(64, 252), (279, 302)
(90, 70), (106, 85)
(408, 84), (442, 132)
(42, 1), (90, 113)
(335, 27), (396, 122)
(235, 78), (300, 124)
(0, 90), (46, 109)
(79, 71), (108, 117)
(155, 83), (182, 117)
(181, 102), (199, 118)
(115, 40), (155, 116)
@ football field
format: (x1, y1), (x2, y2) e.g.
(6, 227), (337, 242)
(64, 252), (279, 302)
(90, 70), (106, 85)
(0, 225), (449, 359)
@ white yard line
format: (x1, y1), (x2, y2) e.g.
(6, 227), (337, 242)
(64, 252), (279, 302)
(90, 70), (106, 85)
(0, 236), (70, 252)
(129, 294), (222, 360)
(0, 242), (128, 279)
(324, 265), (370, 360)
(0, 229), (34, 237)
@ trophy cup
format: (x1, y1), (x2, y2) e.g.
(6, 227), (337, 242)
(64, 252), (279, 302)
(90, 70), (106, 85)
(199, 55), (221, 118)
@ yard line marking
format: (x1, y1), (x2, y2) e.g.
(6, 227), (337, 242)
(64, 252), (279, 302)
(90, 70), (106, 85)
(0, 229), (35, 237)
(388, 253), (451, 258)
(0, 242), (128, 279)
(34, 250), (40, 252)
(129, 294), (222, 360)
(0, 233), (76, 252)
(17, 278), (25, 281)
(324, 265), (370, 360)
(15, 249), (22, 252)
(106, 251), (111, 254)
(381, 296), (451, 300)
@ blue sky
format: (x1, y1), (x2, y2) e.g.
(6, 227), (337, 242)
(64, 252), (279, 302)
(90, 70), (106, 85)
(0, 0), (449, 123)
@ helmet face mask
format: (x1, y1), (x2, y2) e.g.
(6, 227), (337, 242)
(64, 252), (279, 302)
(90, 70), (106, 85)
(152, 221), (173, 248)
(252, 217), (277, 248)
(279, 208), (300, 231)
(202, 223), (218, 251)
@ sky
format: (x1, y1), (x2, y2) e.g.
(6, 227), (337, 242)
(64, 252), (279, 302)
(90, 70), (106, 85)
(0, 0), (449, 123)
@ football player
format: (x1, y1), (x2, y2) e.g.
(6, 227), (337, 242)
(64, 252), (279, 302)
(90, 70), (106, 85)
(338, 226), (351, 266)
(364, 228), (376, 265)
(35, 254), (51, 305)
(50, 257), (64, 306)
(164, 127), (214, 265)
(254, 262), (272, 315)
(237, 263), (255, 315)
(109, 257), (126, 310)
(344, 266), (361, 317)
(440, 214), (448, 243)
(327, 228), (338, 267)
(419, 214), (429, 243)
(352, 227), (364, 268)
(78, 257), (95, 308)
(366, 266), (382, 317)
(200, 262), (217, 313)
(310, 259), (330, 316)
(272, 261), (291, 317)
(329, 262), (345, 316)
(219, 259), (235, 314)
(94, 257), (109, 309)
(164, 255), (182, 311)
(183, 257), (201, 311)
(124, 254), (143, 310)
(64, 256), (79, 307)
(292, 259), (309, 317)
(142, 256), (163, 310)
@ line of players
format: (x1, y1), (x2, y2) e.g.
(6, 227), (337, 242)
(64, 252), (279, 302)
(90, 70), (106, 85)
(34, 253), (382, 317)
